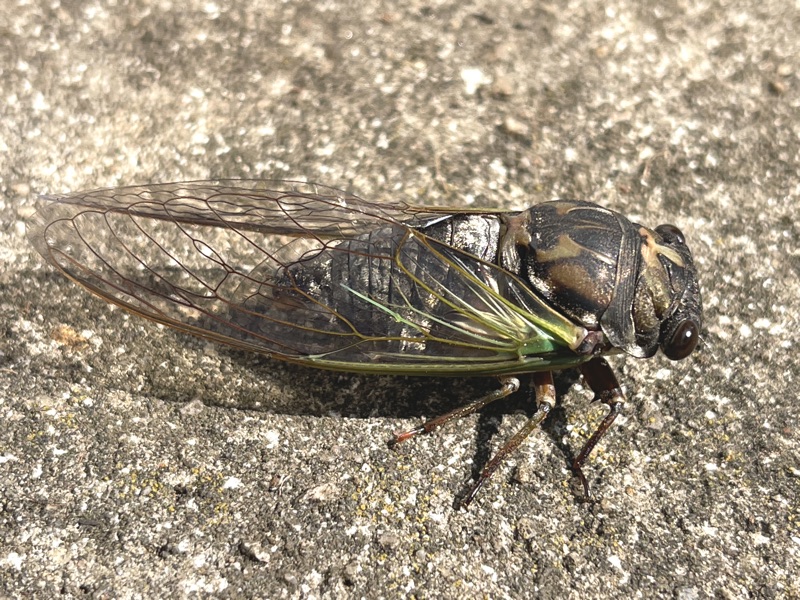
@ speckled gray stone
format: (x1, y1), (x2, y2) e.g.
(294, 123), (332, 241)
(1, 1), (798, 598)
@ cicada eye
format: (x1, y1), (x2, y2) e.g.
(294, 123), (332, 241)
(662, 319), (700, 360)
(655, 224), (686, 245)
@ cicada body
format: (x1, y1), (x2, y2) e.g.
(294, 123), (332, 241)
(29, 180), (702, 506)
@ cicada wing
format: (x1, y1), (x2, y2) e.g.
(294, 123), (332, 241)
(30, 180), (451, 239)
(400, 235), (590, 356)
(30, 182), (589, 376)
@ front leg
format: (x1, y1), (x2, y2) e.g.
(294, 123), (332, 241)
(573, 357), (626, 498)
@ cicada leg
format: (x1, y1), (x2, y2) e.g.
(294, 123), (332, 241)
(457, 372), (556, 508)
(572, 357), (625, 499)
(388, 376), (520, 446)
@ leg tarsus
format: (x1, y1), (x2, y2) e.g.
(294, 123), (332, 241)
(387, 424), (426, 448)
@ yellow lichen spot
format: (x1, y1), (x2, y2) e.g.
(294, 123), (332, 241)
(50, 324), (89, 349)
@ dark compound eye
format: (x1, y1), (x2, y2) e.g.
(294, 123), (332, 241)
(663, 319), (699, 360)
(655, 224), (686, 245)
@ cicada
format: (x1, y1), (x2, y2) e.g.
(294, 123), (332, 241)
(29, 180), (702, 507)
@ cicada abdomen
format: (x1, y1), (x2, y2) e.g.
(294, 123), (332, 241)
(237, 214), (503, 358)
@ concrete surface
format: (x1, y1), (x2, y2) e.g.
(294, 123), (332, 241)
(1, 0), (798, 598)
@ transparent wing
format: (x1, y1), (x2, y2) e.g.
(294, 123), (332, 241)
(32, 179), (451, 236)
(29, 180), (589, 376)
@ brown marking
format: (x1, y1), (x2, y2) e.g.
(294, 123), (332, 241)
(536, 234), (616, 266)
(551, 200), (587, 215)
(547, 262), (613, 308)
(639, 226), (684, 267)
(501, 211), (532, 246)
(637, 227), (680, 317)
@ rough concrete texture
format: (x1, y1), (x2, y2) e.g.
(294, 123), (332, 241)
(1, 1), (798, 598)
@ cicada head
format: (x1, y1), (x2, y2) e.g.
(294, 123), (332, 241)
(602, 220), (703, 361)
(650, 224), (703, 360)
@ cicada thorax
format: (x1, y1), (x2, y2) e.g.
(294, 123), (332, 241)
(500, 200), (697, 359)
